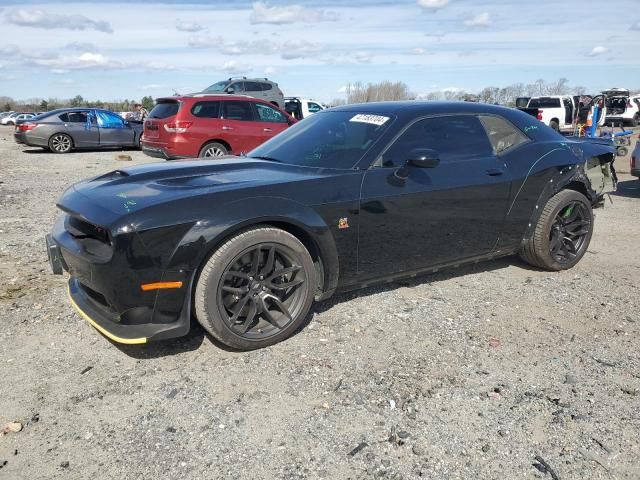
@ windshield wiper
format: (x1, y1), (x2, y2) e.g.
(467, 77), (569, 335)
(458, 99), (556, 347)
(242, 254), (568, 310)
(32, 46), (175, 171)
(249, 155), (283, 163)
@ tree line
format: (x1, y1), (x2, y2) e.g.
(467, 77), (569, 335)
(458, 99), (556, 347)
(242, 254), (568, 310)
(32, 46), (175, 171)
(0, 95), (156, 113)
(331, 78), (640, 107)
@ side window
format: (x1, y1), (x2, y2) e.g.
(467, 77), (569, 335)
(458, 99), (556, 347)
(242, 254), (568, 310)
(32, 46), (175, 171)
(229, 82), (244, 92)
(381, 115), (493, 167)
(308, 102), (322, 113)
(59, 113), (69, 122)
(245, 82), (263, 92)
(261, 83), (273, 91)
(96, 111), (125, 129)
(479, 115), (530, 155)
(222, 101), (255, 121)
(67, 112), (88, 123)
(255, 103), (287, 123)
(191, 101), (220, 118)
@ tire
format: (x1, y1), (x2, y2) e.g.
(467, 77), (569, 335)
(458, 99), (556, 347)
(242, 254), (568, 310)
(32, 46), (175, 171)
(629, 115), (639, 127)
(199, 142), (228, 158)
(519, 190), (593, 271)
(195, 227), (316, 350)
(617, 146), (628, 157)
(48, 133), (73, 153)
(549, 120), (559, 131)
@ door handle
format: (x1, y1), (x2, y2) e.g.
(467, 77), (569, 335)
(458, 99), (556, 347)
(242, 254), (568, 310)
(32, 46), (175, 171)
(222, 126), (233, 131)
(263, 128), (272, 132)
(486, 168), (504, 176)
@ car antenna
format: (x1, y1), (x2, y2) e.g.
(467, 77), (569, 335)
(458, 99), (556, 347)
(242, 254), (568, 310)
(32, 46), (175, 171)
(171, 87), (181, 96)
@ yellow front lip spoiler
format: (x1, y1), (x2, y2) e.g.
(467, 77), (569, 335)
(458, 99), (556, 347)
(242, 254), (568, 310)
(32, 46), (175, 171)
(67, 287), (147, 345)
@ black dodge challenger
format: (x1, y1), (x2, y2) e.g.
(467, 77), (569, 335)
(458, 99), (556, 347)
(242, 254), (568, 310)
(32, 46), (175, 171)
(47, 102), (616, 350)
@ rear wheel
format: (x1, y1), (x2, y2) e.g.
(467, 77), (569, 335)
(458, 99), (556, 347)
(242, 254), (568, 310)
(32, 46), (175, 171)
(199, 142), (228, 158)
(48, 133), (73, 153)
(629, 114), (639, 127)
(519, 190), (593, 271)
(195, 227), (316, 350)
(549, 120), (559, 131)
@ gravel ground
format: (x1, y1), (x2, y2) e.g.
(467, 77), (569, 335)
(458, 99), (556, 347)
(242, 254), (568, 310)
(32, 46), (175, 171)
(1, 127), (639, 480)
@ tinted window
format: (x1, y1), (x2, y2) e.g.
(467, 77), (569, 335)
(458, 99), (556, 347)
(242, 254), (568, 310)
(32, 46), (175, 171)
(308, 102), (323, 113)
(229, 82), (245, 92)
(245, 82), (264, 92)
(59, 111), (89, 123)
(382, 115), (492, 167)
(223, 101), (254, 121)
(479, 115), (530, 155)
(255, 103), (287, 123)
(249, 111), (394, 169)
(528, 97), (561, 108)
(261, 83), (273, 91)
(191, 101), (220, 118)
(149, 101), (180, 119)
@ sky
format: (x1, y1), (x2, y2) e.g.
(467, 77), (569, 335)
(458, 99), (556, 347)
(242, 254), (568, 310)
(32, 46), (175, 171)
(0, 0), (639, 103)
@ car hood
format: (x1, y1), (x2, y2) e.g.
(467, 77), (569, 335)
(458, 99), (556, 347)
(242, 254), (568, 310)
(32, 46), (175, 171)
(59, 158), (337, 220)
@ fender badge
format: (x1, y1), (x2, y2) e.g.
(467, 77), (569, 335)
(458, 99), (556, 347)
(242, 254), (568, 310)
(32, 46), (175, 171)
(338, 217), (349, 229)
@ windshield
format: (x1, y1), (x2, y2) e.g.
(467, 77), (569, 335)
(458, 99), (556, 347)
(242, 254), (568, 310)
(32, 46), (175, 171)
(203, 81), (229, 93)
(248, 111), (394, 169)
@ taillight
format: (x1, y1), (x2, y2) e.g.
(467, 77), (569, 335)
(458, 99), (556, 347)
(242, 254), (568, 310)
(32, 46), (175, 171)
(537, 109), (543, 121)
(16, 123), (38, 132)
(163, 121), (193, 133)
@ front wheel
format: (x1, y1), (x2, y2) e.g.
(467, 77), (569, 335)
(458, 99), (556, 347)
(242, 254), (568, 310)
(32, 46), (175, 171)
(195, 227), (316, 350)
(48, 133), (73, 153)
(519, 190), (593, 271)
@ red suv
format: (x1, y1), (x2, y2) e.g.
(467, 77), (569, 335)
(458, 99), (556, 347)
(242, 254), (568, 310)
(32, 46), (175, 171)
(141, 94), (294, 159)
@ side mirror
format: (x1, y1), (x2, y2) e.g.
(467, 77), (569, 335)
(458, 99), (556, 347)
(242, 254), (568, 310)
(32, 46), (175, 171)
(407, 148), (440, 168)
(225, 87), (235, 94)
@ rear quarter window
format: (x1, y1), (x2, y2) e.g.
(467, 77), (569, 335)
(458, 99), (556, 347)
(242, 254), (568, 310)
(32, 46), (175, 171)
(149, 101), (180, 119)
(479, 115), (530, 154)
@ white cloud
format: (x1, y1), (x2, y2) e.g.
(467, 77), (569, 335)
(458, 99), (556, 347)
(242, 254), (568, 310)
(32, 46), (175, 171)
(222, 60), (251, 74)
(143, 84), (166, 90)
(65, 42), (98, 52)
(250, 2), (338, 24)
(5, 9), (113, 33)
(27, 51), (172, 72)
(176, 20), (205, 33)
(411, 48), (426, 55)
(417, 0), (449, 9)
(189, 35), (322, 60)
(464, 12), (491, 27)
(631, 20), (640, 31)
(264, 66), (278, 75)
(586, 45), (608, 57)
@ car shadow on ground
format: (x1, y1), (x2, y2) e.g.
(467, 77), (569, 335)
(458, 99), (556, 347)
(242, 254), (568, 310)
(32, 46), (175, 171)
(611, 179), (640, 198)
(113, 255), (533, 358)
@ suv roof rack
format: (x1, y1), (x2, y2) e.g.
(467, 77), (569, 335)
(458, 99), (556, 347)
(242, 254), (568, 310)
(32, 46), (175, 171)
(228, 76), (247, 80)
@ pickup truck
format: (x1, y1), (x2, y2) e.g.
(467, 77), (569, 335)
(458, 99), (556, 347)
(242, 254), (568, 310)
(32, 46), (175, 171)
(518, 96), (577, 132)
(284, 97), (325, 120)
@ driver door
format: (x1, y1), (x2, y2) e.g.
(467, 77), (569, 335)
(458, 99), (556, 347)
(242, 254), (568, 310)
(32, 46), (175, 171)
(357, 115), (512, 280)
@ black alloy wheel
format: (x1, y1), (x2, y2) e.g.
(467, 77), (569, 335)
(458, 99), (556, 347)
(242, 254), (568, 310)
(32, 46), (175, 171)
(519, 189), (594, 271)
(218, 243), (308, 338)
(548, 201), (591, 265)
(195, 227), (316, 350)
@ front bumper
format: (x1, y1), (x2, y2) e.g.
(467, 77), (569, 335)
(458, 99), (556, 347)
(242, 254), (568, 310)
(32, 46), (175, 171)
(67, 278), (190, 344)
(47, 220), (193, 344)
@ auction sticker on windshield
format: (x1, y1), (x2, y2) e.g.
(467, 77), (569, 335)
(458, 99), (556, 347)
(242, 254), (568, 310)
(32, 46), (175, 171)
(349, 114), (390, 126)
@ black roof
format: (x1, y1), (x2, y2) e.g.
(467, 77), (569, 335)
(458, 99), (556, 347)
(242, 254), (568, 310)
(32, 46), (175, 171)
(331, 101), (515, 117)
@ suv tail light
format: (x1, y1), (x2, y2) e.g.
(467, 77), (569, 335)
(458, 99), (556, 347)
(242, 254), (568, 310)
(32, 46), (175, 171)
(164, 121), (193, 133)
(537, 109), (543, 121)
(16, 123), (38, 132)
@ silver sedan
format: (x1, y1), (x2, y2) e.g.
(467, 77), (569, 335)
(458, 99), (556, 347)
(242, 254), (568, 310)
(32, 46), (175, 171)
(13, 108), (143, 153)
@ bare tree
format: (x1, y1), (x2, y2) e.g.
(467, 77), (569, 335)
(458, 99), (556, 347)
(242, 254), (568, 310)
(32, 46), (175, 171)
(547, 77), (570, 95)
(346, 81), (414, 103)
